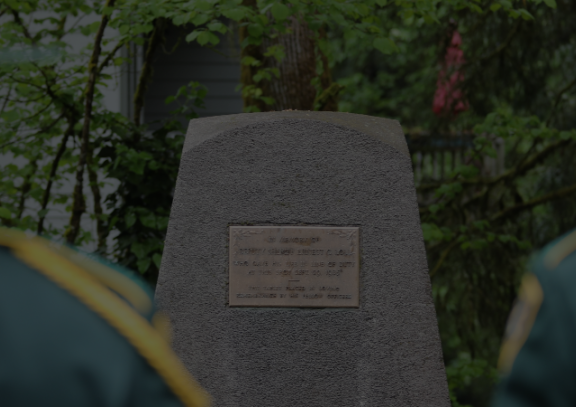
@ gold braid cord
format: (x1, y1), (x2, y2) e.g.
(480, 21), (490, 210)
(0, 228), (210, 407)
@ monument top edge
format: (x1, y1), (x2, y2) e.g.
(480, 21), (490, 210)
(183, 111), (409, 158)
(229, 225), (359, 230)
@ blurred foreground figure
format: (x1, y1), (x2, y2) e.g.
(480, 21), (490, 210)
(492, 229), (576, 406)
(0, 228), (209, 407)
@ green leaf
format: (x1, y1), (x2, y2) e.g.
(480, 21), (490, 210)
(248, 24), (263, 37)
(222, 7), (248, 21)
(373, 37), (398, 55)
(518, 9), (534, 20)
(498, 235), (511, 243)
(185, 30), (202, 43)
(131, 242), (147, 259)
(490, 3), (502, 11)
(559, 131), (573, 140)
(192, 13), (210, 26)
(195, 0), (213, 12)
(208, 21), (227, 34)
(125, 212), (136, 228)
(139, 212), (157, 228)
(1, 110), (20, 122)
(422, 223), (445, 242)
(241, 56), (260, 66)
(128, 158), (145, 175)
(469, 3), (483, 13)
(148, 160), (160, 170)
(508, 9), (519, 18)
(156, 216), (169, 230)
(152, 253), (162, 269)
(429, 204), (442, 214)
(197, 31), (220, 46)
(255, 14), (269, 25)
(0, 207), (11, 219)
(137, 258), (152, 274)
(544, 0), (557, 8)
(375, 0), (387, 6)
(173, 14), (191, 26)
(271, 3), (290, 20)
(263, 45), (285, 62)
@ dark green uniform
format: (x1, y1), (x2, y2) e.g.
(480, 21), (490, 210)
(492, 228), (576, 406)
(0, 228), (209, 407)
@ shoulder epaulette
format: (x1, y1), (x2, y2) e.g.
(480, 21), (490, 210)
(0, 227), (210, 407)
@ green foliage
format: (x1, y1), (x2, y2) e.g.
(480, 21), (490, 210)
(0, 1), (572, 406)
(101, 125), (184, 281)
(99, 82), (204, 281)
(446, 353), (498, 407)
(332, 1), (576, 405)
(0, 1), (208, 272)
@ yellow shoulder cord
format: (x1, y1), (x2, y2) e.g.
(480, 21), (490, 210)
(497, 273), (544, 374)
(544, 228), (576, 270)
(46, 242), (153, 315)
(0, 228), (152, 315)
(1, 230), (210, 407)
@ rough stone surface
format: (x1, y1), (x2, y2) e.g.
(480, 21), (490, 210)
(156, 112), (450, 407)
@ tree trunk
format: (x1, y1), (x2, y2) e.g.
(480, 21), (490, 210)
(240, 10), (337, 111)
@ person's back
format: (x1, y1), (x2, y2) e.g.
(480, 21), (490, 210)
(492, 228), (576, 406)
(0, 228), (209, 407)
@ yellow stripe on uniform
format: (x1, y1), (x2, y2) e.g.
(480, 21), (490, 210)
(0, 228), (152, 314)
(497, 273), (544, 374)
(544, 229), (576, 270)
(45, 242), (153, 315)
(0, 229), (210, 407)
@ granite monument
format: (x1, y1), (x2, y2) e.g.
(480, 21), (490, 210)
(156, 111), (450, 407)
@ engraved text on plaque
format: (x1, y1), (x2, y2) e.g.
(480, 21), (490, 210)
(229, 226), (360, 307)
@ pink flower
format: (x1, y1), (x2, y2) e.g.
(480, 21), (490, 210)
(433, 30), (469, 117)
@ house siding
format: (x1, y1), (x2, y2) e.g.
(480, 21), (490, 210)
(144, 25), (243, 128)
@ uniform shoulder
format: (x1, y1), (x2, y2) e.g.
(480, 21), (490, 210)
(0, 227), (155, 319)
(0, 227), (209, 407)
(531, 228), (576, 284)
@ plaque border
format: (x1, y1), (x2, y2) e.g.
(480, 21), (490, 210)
(227, 224), (361, 309)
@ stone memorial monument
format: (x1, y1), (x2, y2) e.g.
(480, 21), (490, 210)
(156, 111), (450, 407)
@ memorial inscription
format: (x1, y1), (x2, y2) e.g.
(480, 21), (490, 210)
(229, 226), (360, 307)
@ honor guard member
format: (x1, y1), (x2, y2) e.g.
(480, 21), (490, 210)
(492, 228), (576, 406)
(0, 227), (210, 407)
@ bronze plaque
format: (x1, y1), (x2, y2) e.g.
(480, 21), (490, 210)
(229, 226), (360, 307)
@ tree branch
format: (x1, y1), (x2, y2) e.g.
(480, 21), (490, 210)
(17, 158), (39, 219)
(133, 19), (165, 128)
(34, 65), (78, 112)
(546, 75), (576, 126)
(86, 144), (107, 253)
(10, 8), (35, 43)
(418, 138), (572, 194)
(429, 239), (459, 278)
(0, 83), (12, 115)
(37, 122), (74, 235)
(97, 40), (125, 76)
(466, 19), (521, 68)
(66, 0), (116, 245)
(491, 182), (576, 223)
(0, 112), (64, 149)
(424, 183), (576, 277)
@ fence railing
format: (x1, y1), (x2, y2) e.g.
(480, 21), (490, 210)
(406, 133), (505, 185)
